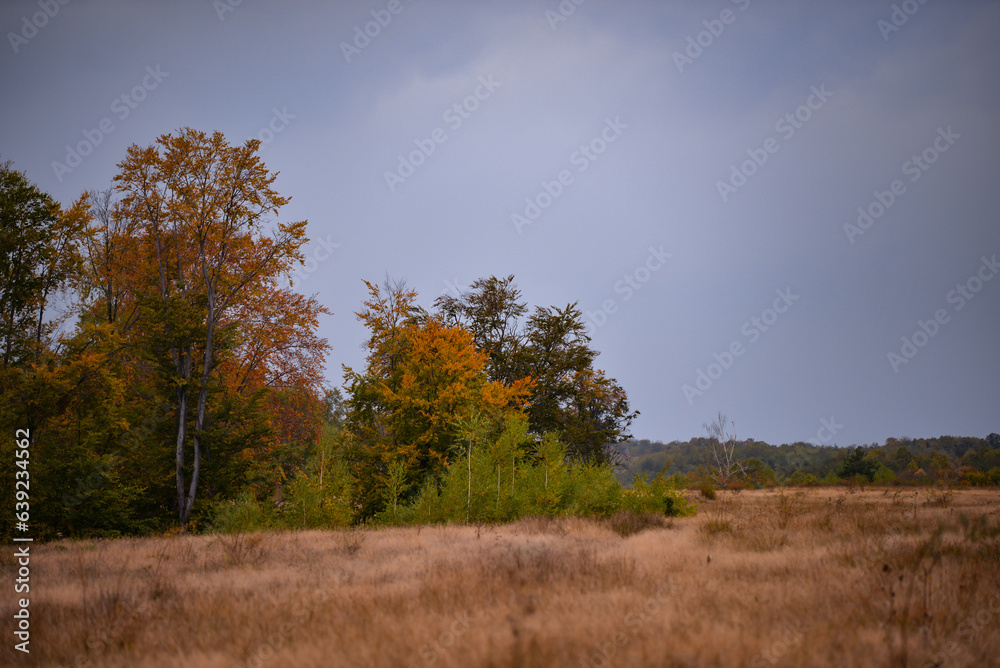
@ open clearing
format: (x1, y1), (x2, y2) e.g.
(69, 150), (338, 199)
(3, 488), (999, 667)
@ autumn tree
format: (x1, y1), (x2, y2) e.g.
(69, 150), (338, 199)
(343, 278), (531, 519)
(0, 162), (91, 525)
(107, 128), (327, 527)
(0, 162), (153, 539)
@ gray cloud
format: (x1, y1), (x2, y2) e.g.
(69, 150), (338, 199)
(2, 0), (996, 445)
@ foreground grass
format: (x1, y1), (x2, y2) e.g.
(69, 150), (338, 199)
(3, 488), (999, 667)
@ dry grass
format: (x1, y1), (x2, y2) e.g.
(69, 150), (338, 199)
(3, 488), (999, 667)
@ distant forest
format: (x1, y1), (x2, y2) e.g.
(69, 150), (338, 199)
(617, 434), (1000, 488)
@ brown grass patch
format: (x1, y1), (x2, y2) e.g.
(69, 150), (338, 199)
(3, 488), (999, 667)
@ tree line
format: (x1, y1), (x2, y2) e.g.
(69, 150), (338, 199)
(619, 432), (1000, 489)
(1, 129), (690, 540)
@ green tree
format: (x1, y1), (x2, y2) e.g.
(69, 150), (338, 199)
(435, 274), (526, 385)
(837, 446), (879, 482)
(743, 457), (777, 488)
(517, 303), (637, 465)
(890, 445), (914, 473)
(0, 160), (87, 372)
(435, 276), (637, 467)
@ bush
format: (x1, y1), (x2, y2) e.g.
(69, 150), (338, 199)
(391, 431), (697, 526)
(787, 471), (819, 487)
(700, 482), (717, 500)
(820, 470), (841, 485)
(873, 463), (896, 484)
(564, 463), (623, 518)
(280, 470), (353, 529)
(622, 473), (695, 518)
(210, 490), (273, 533)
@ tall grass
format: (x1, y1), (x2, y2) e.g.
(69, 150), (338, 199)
(2, 488), (997, 667)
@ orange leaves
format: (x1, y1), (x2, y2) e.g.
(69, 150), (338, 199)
(222, 283), (331, 396)
(481, 374), (534, 413)
(112, 128), (307, 309)
(344, 279), (535, 504)
(354, 277), (419, 377)
(93, 128), (330, 525)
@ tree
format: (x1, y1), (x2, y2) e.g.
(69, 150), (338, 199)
(434, 277), (637, 466)
(343, 278), (532, 519)
(702, 412), (746, 488)
(890, 445), (914, 473)
(517, 302), (637, 465)
(109, 128), (320, 527)
(451, 408), (490, 524)
(435, 274), (526, 384)
(0, 164), (159, 539)
(0, 160), (87, 371)
(837, 446), (879, 482)
(742, 457), (777, 488)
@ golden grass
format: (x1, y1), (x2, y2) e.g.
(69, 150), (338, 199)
(3, 488), (999, 667)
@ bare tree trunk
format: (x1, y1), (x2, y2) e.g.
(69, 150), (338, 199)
(176, 387), (189, 524)
(184, 384), (208, 525)
(183, 279), (218, 527)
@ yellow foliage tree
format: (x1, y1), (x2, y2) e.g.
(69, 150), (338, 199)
(343, 278), (531, 517)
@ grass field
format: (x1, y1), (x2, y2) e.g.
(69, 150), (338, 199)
(3, 488), (999, 667)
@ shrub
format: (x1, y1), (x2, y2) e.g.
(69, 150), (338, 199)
(701, 519), (733, 535)
(820, 470), (841, 486)
(873, 463), (896, 485)
(280, 469), (353, 529)
(787, 471), (819, 487)
(395, 432), (696, 525)
(210, 490), (273, 533)
(700, 482), (717, 500)
(622, 473), (695, 518)
(564, 463), (623, 518)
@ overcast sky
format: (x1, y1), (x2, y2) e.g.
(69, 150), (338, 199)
(2, 0), (997, 447)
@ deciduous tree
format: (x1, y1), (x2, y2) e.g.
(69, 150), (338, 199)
(343, 278), (531, 518)
(435, 277), (637, 466)
(109, 128), (323, 527)
(518, 303), (637, 464)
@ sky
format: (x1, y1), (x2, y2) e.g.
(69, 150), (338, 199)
(1, 0), (998, 447)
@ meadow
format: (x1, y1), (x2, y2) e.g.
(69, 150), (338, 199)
(3, 487), (998, 667)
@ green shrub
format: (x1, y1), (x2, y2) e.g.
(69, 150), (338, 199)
(280, 467), (353, 529)
(394, 430), (697, 525)
(820, 470), (841, 485)
(787, 471), (819, 487)
(873, 463), (896, 484)
(563, 462), (623, 518)
(210, 490), (273, 533)
(624, 473), (696, 518)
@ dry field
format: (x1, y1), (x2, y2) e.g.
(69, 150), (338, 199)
(3, 488), (999, 668)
